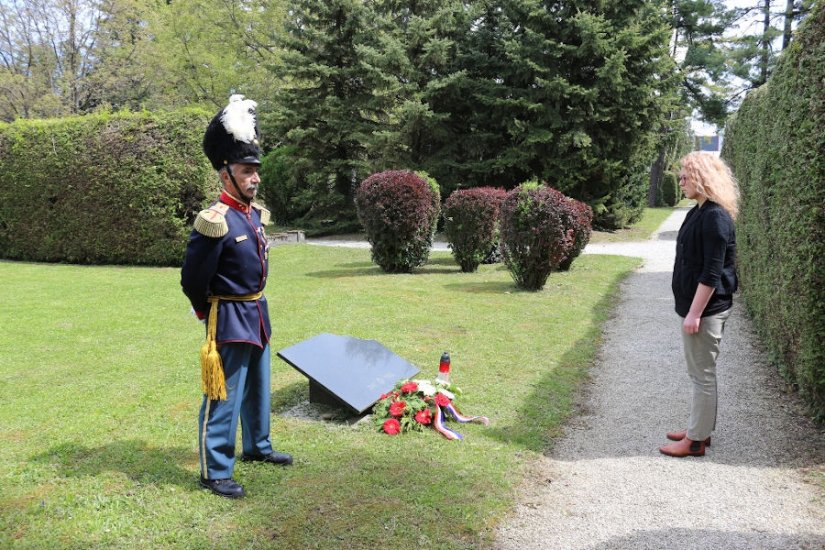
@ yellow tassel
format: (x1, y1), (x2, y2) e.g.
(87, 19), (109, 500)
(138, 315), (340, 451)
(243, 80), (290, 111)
(196, 291), (262, 401)
(205, 343), (226, 401)
(200, 299), (227, 401)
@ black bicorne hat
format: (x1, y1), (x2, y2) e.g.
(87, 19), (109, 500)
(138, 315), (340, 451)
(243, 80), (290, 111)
(202, 95), (262, 170)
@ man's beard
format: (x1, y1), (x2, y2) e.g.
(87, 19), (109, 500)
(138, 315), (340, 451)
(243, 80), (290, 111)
(242, 185), (258, 201)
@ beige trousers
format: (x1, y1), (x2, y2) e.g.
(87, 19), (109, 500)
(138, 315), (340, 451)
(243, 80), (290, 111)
(681, 308), (731, 441)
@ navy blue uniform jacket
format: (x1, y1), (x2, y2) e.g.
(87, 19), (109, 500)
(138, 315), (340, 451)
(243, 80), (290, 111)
(181, 192), (271, 347)
(672, 201), (737, 318)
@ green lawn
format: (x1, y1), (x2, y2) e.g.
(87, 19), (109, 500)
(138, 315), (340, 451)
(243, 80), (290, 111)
(590, 206), (681, 243)
(0, 244), (640, 548)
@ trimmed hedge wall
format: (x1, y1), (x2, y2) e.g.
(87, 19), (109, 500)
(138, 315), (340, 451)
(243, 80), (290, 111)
(721, 3), (825, 419)
(0, 109), (214, 266)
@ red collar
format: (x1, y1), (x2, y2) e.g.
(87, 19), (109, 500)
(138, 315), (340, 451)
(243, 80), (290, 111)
(220, 191), (251, 213)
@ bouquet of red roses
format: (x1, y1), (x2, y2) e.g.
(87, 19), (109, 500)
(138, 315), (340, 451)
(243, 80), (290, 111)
(373, 379), (488, 440)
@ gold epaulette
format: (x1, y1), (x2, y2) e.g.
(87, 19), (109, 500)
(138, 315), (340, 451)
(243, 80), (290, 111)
(252, 202), (272, 225)
(193, 203), (230, 238)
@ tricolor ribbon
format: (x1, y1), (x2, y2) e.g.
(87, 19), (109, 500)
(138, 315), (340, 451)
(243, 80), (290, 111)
(432, 403), (490, 441)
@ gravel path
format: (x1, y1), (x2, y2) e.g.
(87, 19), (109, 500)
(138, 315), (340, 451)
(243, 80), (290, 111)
(493, 207), (825, 550)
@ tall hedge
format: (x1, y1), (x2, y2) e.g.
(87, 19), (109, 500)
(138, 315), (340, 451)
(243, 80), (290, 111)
(0, 109), (214, 265)
(721, 3), (825, 419)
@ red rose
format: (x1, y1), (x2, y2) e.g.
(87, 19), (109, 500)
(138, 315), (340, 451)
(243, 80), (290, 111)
(389, 401), (406, 417)
(383, 418), (401, 435)
(414, 408), (432, 425)
(435, 393), (451, 407)
(400, 381), (419, 394)
(379, 393), (391, 400)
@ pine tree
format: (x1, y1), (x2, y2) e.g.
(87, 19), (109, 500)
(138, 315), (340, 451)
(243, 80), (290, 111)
(671, 0), (736, 125)
(726, 0), (813, 97)
(646, 0), (733, 207)
(548, 0), (675, 228)
(440, 0), (675, 228)
(272, 0), (380, 230)
(364, 0), (469, 179)
(422, 0), (524, 192)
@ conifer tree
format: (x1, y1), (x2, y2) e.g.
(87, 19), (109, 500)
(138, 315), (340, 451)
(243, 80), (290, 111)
(436, 0), (675, 228)
(364, 0), (470, 178)
(409, 0), (523, 193)
(726, 0), (813, 95)
(670, 0), (736, 125)
(647, 0), (733, 207)
(271, 0), (380, 229)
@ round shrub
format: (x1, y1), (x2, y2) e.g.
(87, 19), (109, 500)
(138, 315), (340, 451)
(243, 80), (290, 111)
(557, 196), (594, 271)
(660, 171), (680, 206)
(355, 170), (440, 273)
(415, 171), (442, 236)
(444, 187), (507, 272)
(499, 184), (574, 291)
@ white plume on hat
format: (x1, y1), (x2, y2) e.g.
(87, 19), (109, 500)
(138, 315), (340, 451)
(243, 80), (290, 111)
(220, 94), (258, 143)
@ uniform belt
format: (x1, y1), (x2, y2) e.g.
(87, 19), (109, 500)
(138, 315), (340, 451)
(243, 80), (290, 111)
(200, 291), (264, 400)
(208, 291), (264, 304)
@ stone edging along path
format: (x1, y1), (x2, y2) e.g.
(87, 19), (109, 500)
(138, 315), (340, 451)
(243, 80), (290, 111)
(492, 207), (825, 550)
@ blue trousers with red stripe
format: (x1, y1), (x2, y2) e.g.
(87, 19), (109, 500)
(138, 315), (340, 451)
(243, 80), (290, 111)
(198, 342), (274, 479)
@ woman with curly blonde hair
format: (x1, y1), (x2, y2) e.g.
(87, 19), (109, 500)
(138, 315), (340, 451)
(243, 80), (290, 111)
(660, 152), (739, 458)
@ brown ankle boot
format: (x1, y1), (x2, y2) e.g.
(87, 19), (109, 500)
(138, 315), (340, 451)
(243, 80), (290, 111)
(659, 437), (706, 457)
(666, 430), (711, 446)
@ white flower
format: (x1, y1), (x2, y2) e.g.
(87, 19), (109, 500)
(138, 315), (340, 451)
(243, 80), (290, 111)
(412, 379), (437, 396)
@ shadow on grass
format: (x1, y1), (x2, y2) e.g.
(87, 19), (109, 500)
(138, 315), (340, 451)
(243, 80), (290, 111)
(442, 281), (518, 294)
(30, 440), (195, 489)
(335, 261), (376, 269)
(305, 265), (384, 278)
(484, 272), (628, 453)
(271, 380), (309, 413)
(424, 256), (456, 267)
(305, 259), (462, 278)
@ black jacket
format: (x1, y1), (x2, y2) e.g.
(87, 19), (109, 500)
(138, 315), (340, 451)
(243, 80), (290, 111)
(672, 201), (737, 317)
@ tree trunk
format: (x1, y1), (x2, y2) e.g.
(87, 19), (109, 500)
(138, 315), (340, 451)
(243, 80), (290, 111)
(648, 147), (666, 207)
(782, 0), (794, 50)
(760, 0), (772, 85)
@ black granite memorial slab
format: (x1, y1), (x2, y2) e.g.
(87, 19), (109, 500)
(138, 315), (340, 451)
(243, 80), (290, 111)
(277, 333), (420, 414)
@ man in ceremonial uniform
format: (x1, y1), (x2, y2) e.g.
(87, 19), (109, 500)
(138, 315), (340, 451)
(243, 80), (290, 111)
(181, 95), (292, 499)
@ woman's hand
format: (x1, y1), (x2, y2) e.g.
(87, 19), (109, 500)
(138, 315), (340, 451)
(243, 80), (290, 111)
(683, 313), (702, 334)
(684, 283), (715, 334)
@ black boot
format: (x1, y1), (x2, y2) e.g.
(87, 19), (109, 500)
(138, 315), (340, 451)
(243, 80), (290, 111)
(241, 451), (293, 466)
(199, 477), (245, 498)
